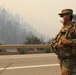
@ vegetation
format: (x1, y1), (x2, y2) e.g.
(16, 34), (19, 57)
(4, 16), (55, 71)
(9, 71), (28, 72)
(18, 35), (44, 54)
(18, 48), (27, 54)
(0, 7), (49, 44)
(0, 42), (5, 52)
(24, 35), (44, 44)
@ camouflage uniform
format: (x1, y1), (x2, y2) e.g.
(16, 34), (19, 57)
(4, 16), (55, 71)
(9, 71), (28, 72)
(51, 9), (76, 75)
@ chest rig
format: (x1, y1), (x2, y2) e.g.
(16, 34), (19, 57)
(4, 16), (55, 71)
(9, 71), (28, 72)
(55, 24), (73, 43)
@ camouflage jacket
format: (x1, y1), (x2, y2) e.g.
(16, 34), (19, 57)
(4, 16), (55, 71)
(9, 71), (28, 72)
(51, 23), (76, 57)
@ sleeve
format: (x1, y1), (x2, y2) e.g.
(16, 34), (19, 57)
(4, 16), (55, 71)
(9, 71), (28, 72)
(69, 25), (76, 45)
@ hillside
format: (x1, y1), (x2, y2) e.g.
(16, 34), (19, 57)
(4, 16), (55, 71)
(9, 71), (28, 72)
(0, 8), (49, 44)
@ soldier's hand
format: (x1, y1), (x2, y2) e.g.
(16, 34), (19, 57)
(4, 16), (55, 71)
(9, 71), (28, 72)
(61, 39), (70, 45)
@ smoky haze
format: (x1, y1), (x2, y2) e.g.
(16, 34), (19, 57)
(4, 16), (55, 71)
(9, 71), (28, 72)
(0, 8), (49, 44)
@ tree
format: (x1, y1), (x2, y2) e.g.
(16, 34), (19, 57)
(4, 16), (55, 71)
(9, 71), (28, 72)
(18, 35), (44, 54)
(24, 35), (44, 44)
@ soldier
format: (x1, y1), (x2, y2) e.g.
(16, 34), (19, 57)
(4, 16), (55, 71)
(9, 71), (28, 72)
(51, 9), (76, 75)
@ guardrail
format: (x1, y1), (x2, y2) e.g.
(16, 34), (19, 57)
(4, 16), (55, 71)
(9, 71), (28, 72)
(0, 44), (51, 49)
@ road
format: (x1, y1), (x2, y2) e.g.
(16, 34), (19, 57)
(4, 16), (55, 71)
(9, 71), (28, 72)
(0, 53), (61, 75)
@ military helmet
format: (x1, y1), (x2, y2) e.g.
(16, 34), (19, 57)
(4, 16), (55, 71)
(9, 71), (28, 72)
(58, 9), (73, 15)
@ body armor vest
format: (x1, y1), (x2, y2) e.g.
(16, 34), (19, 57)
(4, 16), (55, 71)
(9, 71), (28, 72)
(52, 24), (76, 57)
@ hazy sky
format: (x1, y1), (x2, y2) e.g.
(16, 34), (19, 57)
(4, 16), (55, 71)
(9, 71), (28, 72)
(0, 0), (76, 38)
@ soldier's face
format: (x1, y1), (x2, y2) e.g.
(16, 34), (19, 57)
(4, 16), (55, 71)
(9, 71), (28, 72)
(60, 14), (70, 22)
